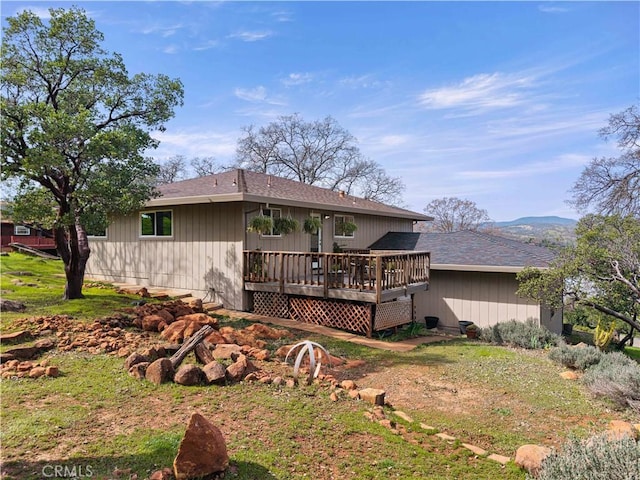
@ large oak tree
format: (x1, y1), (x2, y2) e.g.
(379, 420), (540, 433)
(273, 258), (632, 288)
(422, 197), (491, 232)
(235, 113), (405, 206)
(1, 7), (183, 299)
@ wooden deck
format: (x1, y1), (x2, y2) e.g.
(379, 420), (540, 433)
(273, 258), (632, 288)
(243, 250), (430, 304)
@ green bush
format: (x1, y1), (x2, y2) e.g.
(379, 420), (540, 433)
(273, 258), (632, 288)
(478, 319), (561, 350)
(582, 352), (640, 411)
(531, 433), (640, 480)
(548, 343), (604, 371)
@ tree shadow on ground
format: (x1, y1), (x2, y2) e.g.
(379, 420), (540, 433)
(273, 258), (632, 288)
(2, 455), (277, 480)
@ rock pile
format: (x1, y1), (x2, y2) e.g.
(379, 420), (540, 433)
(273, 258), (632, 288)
(1, 358), (59, 379)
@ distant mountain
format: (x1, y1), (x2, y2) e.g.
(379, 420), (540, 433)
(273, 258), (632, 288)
(492, 216), (577, 227)
(484, 216), (577, 246)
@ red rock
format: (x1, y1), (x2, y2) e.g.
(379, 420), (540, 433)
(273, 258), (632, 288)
(173, 413), (229, 479)
(174, 364), (203, 386)
(203, 361), (227, 385)
(176, 313), (218, 328)
(515, 444), (552, 476)
(341, 380), (357, 390)
(142, 315), (165, 332)
(29, 366), (46, 378)
(145, 358), (174, 384)
(0, 330), (33, 344)
(45, 366), (59, 377)
(149, 467), (174, 480)
(213, 344), (242, 360)
(156, 309), (175, 324)
(161, 321), (188, 343)
(204, 331), (227, 345)
(359, 388), (386, 406)
(125, 352), (148, 370)
(225, 356), (248, 382)
(17, 361), (34, 372)
(128, 362), (149, 380)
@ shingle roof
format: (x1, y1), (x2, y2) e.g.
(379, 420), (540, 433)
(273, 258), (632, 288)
(151, 169), (429, 221)
(369, 230), (556, 271)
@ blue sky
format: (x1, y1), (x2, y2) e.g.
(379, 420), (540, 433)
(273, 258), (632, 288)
(3, 1), (638, 221)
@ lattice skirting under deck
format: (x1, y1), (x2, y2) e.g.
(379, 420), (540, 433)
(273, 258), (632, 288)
(373, 298), (413, 331)
(252, 291), (290, 318)
(289, 297), (373, 336)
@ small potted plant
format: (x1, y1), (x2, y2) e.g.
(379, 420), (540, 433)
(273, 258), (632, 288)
(465, 323), (479, 339)
(247, 215), (274, 235)
(274, 216), (300, 235)
(303, 216), (322, 235)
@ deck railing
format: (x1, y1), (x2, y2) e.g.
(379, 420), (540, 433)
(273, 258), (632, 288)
(9, 236), (56, 248)
(243, 250), (430, 301)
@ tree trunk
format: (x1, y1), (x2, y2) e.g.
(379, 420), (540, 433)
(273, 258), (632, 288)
(170, 325), (214, 369)
(55, 217), (91, 300)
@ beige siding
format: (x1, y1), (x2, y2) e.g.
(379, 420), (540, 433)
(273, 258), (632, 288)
(415, 270), (552, 333)
(245, 203), (413, 252)
(87, 203), (246, 310)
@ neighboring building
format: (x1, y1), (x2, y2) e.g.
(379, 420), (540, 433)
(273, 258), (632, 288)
(86, 169), (431, 336)
(369, 230), (562, 334)
(0, 204), (55, 252)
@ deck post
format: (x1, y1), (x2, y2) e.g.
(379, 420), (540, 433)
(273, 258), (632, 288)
(375, 255), (383, 304)
(279, 252), (285, 293)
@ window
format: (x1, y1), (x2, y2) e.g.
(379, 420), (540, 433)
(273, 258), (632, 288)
(262, 208), (282, 237)
(14, 225), (30, 235)
(140, 210), (172, 237)
(334, 215), (356, 238)
(86, 227), (107, 238)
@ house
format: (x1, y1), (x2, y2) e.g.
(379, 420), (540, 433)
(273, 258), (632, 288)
(369, 230), (562, 334)
(0, 203), (56, 252)
(86, 169), (432, 337)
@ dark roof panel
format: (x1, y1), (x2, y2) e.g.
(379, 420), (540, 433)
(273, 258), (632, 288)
(370, 230), (555, 269)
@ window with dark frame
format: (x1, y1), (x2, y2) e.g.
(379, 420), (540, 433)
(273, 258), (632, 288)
(262, 208), (282, 237)
(140, 210), (172, 237)
(334, 214), (355, 238)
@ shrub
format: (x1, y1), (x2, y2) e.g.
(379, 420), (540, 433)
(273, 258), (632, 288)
(531, 433), (640, 480)
(582, 351), (640, 411)
(478, 319), (561, 349)
(548, 343), (604, 371)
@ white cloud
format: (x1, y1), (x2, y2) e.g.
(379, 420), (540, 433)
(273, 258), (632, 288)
(271, 10), (293, 22)
(234, 86), (288, 107)
(141, 23), (184, 38)
(163, 44), (179, 55)
(152, 129), (237, 160)
(340, 74), (389, 89)
(538, 5), (570, 14)
(282, 72), (313, 87)
(229, 30), (273, 42)
(418, 72), (536, 111)
(234, 86), (268, 102)
(193, 40), (220, 51)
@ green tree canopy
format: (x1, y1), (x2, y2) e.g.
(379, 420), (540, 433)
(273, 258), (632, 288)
(518, 214), (640, 343)
(1, 7), (183, 299)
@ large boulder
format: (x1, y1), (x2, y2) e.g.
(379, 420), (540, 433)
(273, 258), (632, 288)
(142, 315), (166, 332)
(173, 413), (229, 480)
(515, 444), (551, 476)
(174, 364), (204, 386)
(202, 361), (227, 385)
(145, 358), (174, 385)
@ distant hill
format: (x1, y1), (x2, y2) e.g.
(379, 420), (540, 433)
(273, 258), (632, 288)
(493, 216), (577, 227)
(484, 216), (577, 246)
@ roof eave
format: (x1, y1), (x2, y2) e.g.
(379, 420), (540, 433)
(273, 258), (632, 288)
(431, 263), (549, 273)
(146, 192), (431, 221)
